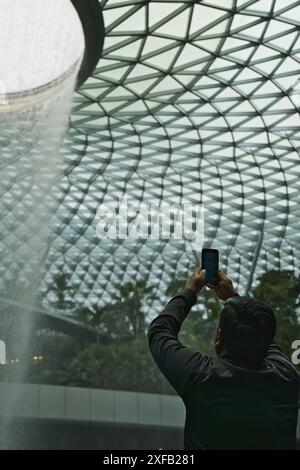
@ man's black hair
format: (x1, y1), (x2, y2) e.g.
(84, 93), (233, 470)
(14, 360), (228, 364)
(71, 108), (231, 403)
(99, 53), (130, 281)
(219, 296), (276, 367)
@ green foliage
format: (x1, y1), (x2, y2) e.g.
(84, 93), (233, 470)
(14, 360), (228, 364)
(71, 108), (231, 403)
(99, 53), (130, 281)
(24, 277), (174, 393)
(74, 279), (157, 340)
(17, 334), (81, 385)
(18, 268), (300, 391)
(25, 333), (174, 394)
(49, 272), (75, 310)
(165, 273), (186, 297)
(114, 280), (158, 337)
(252, 270), (300, 367)
(48, 336), (174, 394)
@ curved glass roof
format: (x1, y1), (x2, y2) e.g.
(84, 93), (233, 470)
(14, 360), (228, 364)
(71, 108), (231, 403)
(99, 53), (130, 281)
(2, 0), (300, 315)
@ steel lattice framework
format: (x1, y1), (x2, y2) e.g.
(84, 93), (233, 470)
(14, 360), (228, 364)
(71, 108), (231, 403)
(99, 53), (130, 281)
(2, 0), (300, 314)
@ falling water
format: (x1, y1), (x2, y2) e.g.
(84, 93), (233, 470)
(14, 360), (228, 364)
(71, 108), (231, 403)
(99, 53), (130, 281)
(0, 64), (80, 448)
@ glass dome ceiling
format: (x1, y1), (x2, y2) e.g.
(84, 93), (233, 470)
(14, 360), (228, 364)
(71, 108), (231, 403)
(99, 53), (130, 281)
(2, 0), (300, 315)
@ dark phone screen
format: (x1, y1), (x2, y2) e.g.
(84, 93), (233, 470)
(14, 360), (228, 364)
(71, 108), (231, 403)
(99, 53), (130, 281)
(202, 249), (219, 285)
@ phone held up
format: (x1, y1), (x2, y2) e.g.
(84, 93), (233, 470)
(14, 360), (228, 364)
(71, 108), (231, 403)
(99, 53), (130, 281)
(201, 248), (219, 285)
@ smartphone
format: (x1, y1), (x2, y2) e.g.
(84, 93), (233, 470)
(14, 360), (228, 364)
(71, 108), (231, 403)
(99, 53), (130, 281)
(201, 248), (219, 285)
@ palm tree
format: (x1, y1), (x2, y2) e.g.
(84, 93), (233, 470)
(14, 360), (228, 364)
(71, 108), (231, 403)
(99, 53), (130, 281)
(116, 280), (157, 337)
(74, 279), (157, 340)
(48, 272), (75, 310)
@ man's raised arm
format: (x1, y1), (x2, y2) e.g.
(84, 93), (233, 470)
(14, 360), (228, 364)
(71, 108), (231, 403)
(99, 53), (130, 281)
(147, 268), (210, 396)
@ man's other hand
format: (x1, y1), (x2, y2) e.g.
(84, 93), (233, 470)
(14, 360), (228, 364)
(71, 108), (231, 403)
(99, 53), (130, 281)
(207, 271), (238, 301)
(186, 267), (206, 294)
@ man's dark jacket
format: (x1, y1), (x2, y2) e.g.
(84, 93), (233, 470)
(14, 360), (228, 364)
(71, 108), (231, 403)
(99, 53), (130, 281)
(148, 289), (300, 450)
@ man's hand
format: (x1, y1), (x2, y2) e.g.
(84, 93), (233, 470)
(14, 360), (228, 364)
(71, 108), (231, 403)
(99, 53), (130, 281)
(186, 267), (206, 294)
(207, 270), (238, 301)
